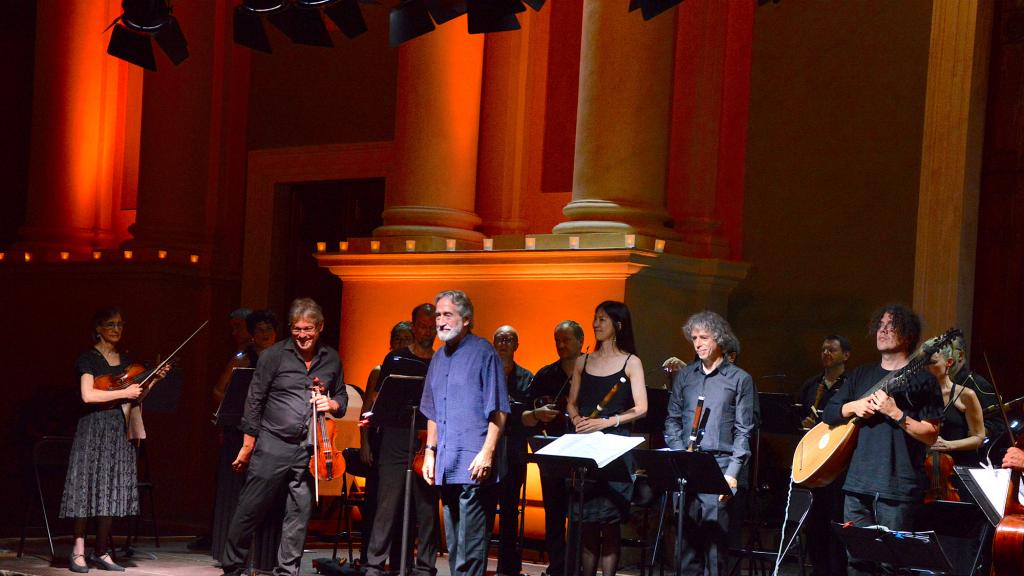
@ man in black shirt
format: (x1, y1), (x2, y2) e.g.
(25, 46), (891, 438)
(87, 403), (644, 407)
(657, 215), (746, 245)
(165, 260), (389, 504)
(364, 303), (440, 576)
(221, 298), (348, 576)
(822, 305), (943, 576)
(665, 311), (756, 576)
(529, 320), (583, 576)
(493, 325), (535, 576)
(798, 334), (851, 576)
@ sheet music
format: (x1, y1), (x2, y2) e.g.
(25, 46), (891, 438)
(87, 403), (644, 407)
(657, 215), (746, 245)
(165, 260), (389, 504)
(535, 432), (644, 468)
(967, 467), (1024, 517)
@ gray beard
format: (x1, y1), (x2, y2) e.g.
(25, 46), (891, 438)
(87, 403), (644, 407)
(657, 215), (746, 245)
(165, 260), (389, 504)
(437, 323), (462, 343)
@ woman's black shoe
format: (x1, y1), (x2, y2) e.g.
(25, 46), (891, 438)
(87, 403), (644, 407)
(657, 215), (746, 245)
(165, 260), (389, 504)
(87, 553), (125, 572)
(69, 552), (90, 573)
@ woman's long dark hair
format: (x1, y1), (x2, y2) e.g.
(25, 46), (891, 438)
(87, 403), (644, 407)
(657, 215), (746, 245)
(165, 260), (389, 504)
(594, 300), (637, 355)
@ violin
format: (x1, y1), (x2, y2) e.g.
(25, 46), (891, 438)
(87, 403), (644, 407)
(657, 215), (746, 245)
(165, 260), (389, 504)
(309, 378), (344, 484)
(922, 449), (959, 503)
(93, 363), (150, 392)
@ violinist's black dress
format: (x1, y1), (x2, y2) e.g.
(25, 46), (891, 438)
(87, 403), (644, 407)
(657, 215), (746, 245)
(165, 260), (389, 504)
(59, 350), (139, 518)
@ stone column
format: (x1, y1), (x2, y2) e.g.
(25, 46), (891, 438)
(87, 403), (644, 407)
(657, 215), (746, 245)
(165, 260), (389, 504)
(128, 1), (251, 264)
(553, 0), (678, 239)
(912, 0), (993, 341)
(19, 0), (140, 253)
(374, 24), (485, 242)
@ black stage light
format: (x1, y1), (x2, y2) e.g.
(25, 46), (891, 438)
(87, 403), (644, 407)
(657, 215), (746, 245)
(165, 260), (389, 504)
(628, 0), (683, 21)
(389, 0), (436, 47)
(233, 0), (288, 53)
(323, 0), (369, 39)
(466, 0), (523, 34)
(282, 2), (334, 47)
(107, 0), (189, 71)
(424, 0), (467, 25)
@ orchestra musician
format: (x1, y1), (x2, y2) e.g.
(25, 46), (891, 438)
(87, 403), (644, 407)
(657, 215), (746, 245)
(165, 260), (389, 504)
(798, 334), (851, 576)
(821, 304), (942, 576)
(363, 306), (440, 576)
(493, 325), (535, 576)
(211, 309), (282, 569)
(664, 311), (755, 576)
(60, 307), (170, 573)
(566, 301), (648, 576)
(529, 320), (584, 576)
(220, 298), (348, 576)
(925, 337), (985, 467)
(420, 290), (509, 576)
(359, 319), (417, 567)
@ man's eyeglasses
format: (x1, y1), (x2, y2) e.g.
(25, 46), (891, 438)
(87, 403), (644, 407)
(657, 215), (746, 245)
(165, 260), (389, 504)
(291, 326), (319, 335)
(494, 335), (517, 345)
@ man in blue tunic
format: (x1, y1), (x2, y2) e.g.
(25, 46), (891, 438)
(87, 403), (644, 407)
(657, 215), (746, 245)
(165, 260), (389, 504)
(420, 290), (509, 576)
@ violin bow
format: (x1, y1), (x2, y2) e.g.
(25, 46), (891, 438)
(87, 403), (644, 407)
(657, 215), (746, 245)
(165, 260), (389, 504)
(136, 320), (209, 392)
(983, 351), (1015, 445)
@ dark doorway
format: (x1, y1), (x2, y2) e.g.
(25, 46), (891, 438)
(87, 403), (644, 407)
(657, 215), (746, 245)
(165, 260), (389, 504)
(269, 178), (384, 349)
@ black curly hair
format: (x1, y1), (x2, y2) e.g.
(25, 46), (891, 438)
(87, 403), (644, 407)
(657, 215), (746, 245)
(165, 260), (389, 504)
(868, 304), (922, 352)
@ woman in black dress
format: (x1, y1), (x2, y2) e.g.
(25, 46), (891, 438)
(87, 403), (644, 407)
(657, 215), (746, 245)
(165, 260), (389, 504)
(566, 301), (648, 576)
(60, 307), (167, 572)
(927, 339), (985, 466)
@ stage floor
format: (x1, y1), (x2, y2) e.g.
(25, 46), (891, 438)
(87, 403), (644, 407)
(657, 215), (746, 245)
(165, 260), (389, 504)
(0, 537), (804, 576)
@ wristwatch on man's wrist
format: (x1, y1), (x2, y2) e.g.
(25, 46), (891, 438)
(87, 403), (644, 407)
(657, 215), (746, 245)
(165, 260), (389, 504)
(896, 411), (908, 428)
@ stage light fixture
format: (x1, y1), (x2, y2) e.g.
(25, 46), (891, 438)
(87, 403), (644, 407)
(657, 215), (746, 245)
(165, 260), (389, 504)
(107, 0), (189, 71)
(628, 0), (684, 21)
(233, 0), (288, 53)
(466, 0), (524, 34)
(321, 0), (369, 39)
(389, 0), (436, 47)
(423, 0), (467, 25)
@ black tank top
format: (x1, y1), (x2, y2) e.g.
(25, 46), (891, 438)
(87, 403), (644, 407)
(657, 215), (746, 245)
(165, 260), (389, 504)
(577, 353), (634, 422)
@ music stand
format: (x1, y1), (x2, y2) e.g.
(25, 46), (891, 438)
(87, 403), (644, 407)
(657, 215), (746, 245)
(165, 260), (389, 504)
(832, 523), (953, 573)
(214, 368), (254, 428)
(632, 450), (732, 576)
(365, 364), (428, 576)
(529, 434), (641, 576)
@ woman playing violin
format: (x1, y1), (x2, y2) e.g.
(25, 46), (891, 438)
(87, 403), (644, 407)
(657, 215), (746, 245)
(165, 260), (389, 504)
(59, 307), (168, 573)
(566, 301), (648, 576)
(927, 339), (985, 465)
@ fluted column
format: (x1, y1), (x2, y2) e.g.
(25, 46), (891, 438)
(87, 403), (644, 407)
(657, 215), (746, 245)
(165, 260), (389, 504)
(375, 24), (485, 242)
(19, 0), (140, 252)
(553, 0), (678, 239)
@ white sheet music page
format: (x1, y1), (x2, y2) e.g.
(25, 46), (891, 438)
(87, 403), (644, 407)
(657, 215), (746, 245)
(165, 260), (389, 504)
(535, 432), (644, 468)
(967, 467), (1024, 517)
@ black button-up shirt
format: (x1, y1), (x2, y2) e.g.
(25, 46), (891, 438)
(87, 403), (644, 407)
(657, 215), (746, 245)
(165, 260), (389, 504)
(242, 337), (347, 442)
(799, 372), (848, 423)
(664, 360), (757, 483)
(505, 363), (535, 464)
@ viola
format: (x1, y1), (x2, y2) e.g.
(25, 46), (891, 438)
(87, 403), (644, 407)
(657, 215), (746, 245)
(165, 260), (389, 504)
(922, 449), (959, 503)
(309, 378), (344, 484)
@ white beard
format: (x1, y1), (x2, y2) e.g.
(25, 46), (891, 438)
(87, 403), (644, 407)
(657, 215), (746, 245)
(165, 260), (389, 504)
(437, 323), (462, 343)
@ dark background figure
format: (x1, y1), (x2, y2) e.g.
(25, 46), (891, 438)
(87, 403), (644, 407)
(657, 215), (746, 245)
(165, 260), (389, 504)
(359, 319), (415, 568)
(528, 320), (584, 576)
(60, 307), (169, 572)
(220, 298), (348, 576)
(664, 311), (755, 576)
(363, 305), (440, 576)
(493, 325), (535, 576)
(798, 334), (851, 576)
(211, 309), (284, 571)
(566, 301), (648, 576)
(420, 290), (509, 576)
(822, 304), (942, 576)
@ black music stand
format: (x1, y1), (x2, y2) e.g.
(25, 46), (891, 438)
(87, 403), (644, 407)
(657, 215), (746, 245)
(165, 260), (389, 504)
(366, 366), (427, 576)
(214, 368), (254, 428)
(632, 450), (732, 576)
(528, 435), (636, 576)
(832, 523), (953, 574)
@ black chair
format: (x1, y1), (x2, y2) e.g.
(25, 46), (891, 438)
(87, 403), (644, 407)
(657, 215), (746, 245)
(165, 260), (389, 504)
(727, 486), (813, 576)
(18, 435), (74, 562)
(334, 447), (371, 564)
(122, 440), (160, 554)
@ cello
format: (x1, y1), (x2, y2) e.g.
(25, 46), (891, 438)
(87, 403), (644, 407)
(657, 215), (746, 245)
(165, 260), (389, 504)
(990, 353), (1024, 575)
